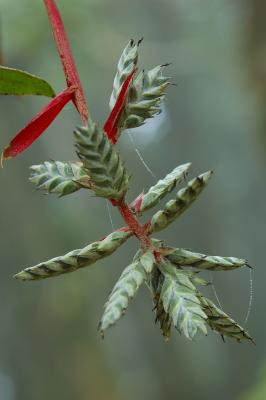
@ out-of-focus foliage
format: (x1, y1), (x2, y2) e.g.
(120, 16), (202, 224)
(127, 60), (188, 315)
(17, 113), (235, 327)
(0, 0), (265, 399)
(0, 66), (55, 96)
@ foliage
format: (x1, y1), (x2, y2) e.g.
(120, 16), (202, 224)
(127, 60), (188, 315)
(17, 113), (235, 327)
(3, 0), (253, 343)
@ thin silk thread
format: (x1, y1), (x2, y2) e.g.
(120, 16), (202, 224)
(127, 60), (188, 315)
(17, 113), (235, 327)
(106, 199), (115, 231)
(127, 130), (157, 180)
(244, 267), (253, 326)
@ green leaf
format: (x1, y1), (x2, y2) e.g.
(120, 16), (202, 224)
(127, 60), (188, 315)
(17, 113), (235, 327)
(74, 120), (130, 200)
(120, 65), (171, 130)
(166, 247), (248, 271)
(199, 295), (254, 343)
(99, 250), (156, 335)
(139, 248), (156, 273)
(99, 262), (145, 335)
(159, 261), (208, 339)
(30, 161), (89, 197)
(0, 66), (55, 97)
(109, 39), (140, 110)
(147, 267), (172, 339)
(14, 230), (132, 281)
(135, 163), (192, 213)
(149, 171), (213, 233)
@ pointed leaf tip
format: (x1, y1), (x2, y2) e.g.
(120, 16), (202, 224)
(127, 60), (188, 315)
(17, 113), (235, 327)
(130, 192), (144, 213)
(2, 86), (74, 160)
(43, 0), (89, 123)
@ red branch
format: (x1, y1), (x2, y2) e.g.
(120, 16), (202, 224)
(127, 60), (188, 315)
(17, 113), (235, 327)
(43, 0), (89, 124)
(114, 199), (151, 250)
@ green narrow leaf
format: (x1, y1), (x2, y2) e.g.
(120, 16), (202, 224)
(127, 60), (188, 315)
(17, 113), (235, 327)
(14, 230), (132, 281)
(199, 295), (253, 343)
(109, 39), (140, 110)
(99, 250), (156, 335)
(159, 261), (207, 339)
(149, 171), (213, 233)
(74, 120), (130, 200)
(135, 163), (192, 213)
(30, 161), (89, 197)
(0, 66), (55, 97)
(166, 247), (248, 271)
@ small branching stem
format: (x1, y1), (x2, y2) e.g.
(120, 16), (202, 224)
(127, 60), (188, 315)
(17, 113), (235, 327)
(112, 198), (152, 251)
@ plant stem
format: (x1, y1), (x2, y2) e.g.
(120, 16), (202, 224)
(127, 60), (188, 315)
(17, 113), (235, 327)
(114, 199), (152, 250)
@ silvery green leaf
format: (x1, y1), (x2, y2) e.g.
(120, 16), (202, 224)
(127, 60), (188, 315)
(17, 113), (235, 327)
(147, 267), (172, 339)
(14, 230), (132, 281)
(30, 161), (88, 197)
(120, 65), (171, 130)
(99, 249), (156, 335)
(166, 247), (248, 271)
(139, 249), (156, 273)
(109, 39), (140, 110)
(199, 295), (254, 343)
(74, 120), (130, 200)
(134, 163), (192, 213)
(99, 261), (145, 335)
(159, 261), (207, 339)
(150, 171), (213, 233)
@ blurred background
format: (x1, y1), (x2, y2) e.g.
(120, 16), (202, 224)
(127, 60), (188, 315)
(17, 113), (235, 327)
(0, 0), (265, 399)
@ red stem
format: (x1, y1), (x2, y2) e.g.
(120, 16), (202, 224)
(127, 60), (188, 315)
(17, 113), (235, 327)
(115, 200), (151, 250)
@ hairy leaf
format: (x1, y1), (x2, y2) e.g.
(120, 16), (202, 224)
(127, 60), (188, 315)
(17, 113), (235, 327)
(149, 171), (213, 233)
(119, 65), (171, 130)
(159, 261), (207, 339)
(109, 39), (140, 110)
(166, 247), (248, 271)
(14, 230), (132, 281)
(199, 295), (253, 343)
(74, 120), (130, 200)
(0, 66), (55, 97)
(99, 250), (155, 335)
(30, 160), (88, 196)
(148, 267), (172, 339)
(132, 163), (192, 213)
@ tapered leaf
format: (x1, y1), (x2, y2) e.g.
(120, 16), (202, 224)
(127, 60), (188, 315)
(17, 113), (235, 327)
(199, 295), (253, 343)
(43, 0), (89, 123)
(166, 247), (248, 271)
(2, 87), (75, 160)
(104, 68), (137, 144)
(99, 250), (156, 335)
(74, 120), (130, 200)
(0, 66), (55, 97)
(109, 39), (140, 110)
(131, 163), (192, 213)
(30, 160), (89, 196)
(14, 230), (132, 281)
(149, 171), (213, 233)
(159, 261), (207, 339)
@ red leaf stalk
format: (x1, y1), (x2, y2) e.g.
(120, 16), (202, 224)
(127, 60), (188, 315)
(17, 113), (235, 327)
(2, 87), (75, 160)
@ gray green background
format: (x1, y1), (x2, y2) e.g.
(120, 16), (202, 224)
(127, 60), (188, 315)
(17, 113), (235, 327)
(0, 0), (265, 399)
